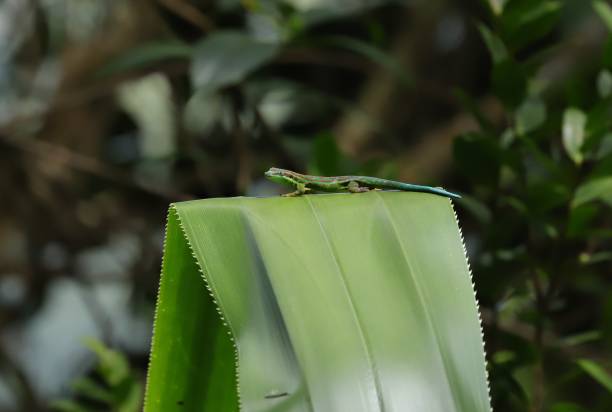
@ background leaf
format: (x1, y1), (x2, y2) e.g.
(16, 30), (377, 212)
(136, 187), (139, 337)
(97, 41), (193, 77)
(563, 108), (587, 164)
(576, 359), (612, 394)
(572, 176), (612, 207)
(594, 0), (612, 32)
(515, 97), (546, 135)
(191, 31), (280, 92)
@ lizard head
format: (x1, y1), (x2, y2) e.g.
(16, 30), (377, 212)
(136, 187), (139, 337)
(265, 167), (294, 187)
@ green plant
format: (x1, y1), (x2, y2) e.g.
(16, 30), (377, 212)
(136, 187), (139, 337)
(52, 339), (142, 412)
(452, 1), (612, 410)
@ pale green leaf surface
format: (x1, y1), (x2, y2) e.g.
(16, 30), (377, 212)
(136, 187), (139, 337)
(145, 192), (491, 412)
(562, 108), (587, 164)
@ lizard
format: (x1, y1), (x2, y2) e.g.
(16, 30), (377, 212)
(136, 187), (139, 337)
(264, 167), (461, 199)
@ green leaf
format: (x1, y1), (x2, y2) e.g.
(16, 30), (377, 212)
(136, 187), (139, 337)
(594, 0), (612, 32)
(83, 338), (130, 387)
(118, 378), (143, 412)
(191, 31), (280, 92)
(50, 400), (90, 412)
(454, 89), (495, 131)
(559, 330), (601, 346)
(515, 97), (546, 135)
(71, 377), (114, 403)
(576, 359), (612, 394)
(454, 132), (501, 187)
(321, 36), (413, 87)
(144, 209), (238, 412)
(457, 195), (493, 224)
(562, 108), (587, 164)
(572, 176), (612, 207)
(597, 133), (612, 159)
(97, 41), (193, 77)
(567, 203), (599, 238)
(481, 0), (507, 15)
(478, 24), (508, 64)
(501, 1), (562, 50)
(579, 251), (612, 264)
(604, 36), (612, 69)
(309, 132), (342, 175)
(597, 69), (612, 98)
(550, 402), (590, 412)
(145, 193), (491, 411)
(492, 59), (528, 107)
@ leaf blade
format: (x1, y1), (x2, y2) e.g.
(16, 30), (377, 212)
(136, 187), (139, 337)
(563, 108), (587, 165)
(146, 193), (491, 411)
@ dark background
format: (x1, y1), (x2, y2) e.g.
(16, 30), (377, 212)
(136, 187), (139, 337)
(0, 0), (611, 411)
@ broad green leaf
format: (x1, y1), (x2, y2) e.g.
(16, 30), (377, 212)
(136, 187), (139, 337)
(594, 0), (612, 32)
(145, 193), (491, 411)
(191, 31), (280, 92)
(576, 359), (612, 394)
(145, 209), (238, 412)
(562, 108), (587, 165)
(515, 97), (546, 135)
(572, 176), (612, 207)
(96, 41), (193, 77)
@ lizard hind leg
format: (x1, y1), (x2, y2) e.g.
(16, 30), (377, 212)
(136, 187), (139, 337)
(348, 181), (370, 193)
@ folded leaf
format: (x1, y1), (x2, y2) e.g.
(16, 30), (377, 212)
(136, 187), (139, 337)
(145, 192), (491, 412)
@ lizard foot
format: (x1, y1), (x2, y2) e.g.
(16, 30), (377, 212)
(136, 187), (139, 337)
(348, 181), (370, 193)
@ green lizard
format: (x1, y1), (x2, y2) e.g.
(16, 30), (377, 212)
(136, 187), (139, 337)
(265, 167), (461, 199)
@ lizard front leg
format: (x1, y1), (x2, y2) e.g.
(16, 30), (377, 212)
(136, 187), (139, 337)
(282, 182), (311, 197)
(348, 181), (370, 193)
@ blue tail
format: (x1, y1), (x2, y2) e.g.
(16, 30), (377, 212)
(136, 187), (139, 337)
(398, 183), (461, 199)
(368, 178), (461, 199)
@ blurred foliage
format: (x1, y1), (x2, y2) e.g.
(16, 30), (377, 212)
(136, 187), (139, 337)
(0, 0), (611, 411)
(51, 339), (141, 412)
